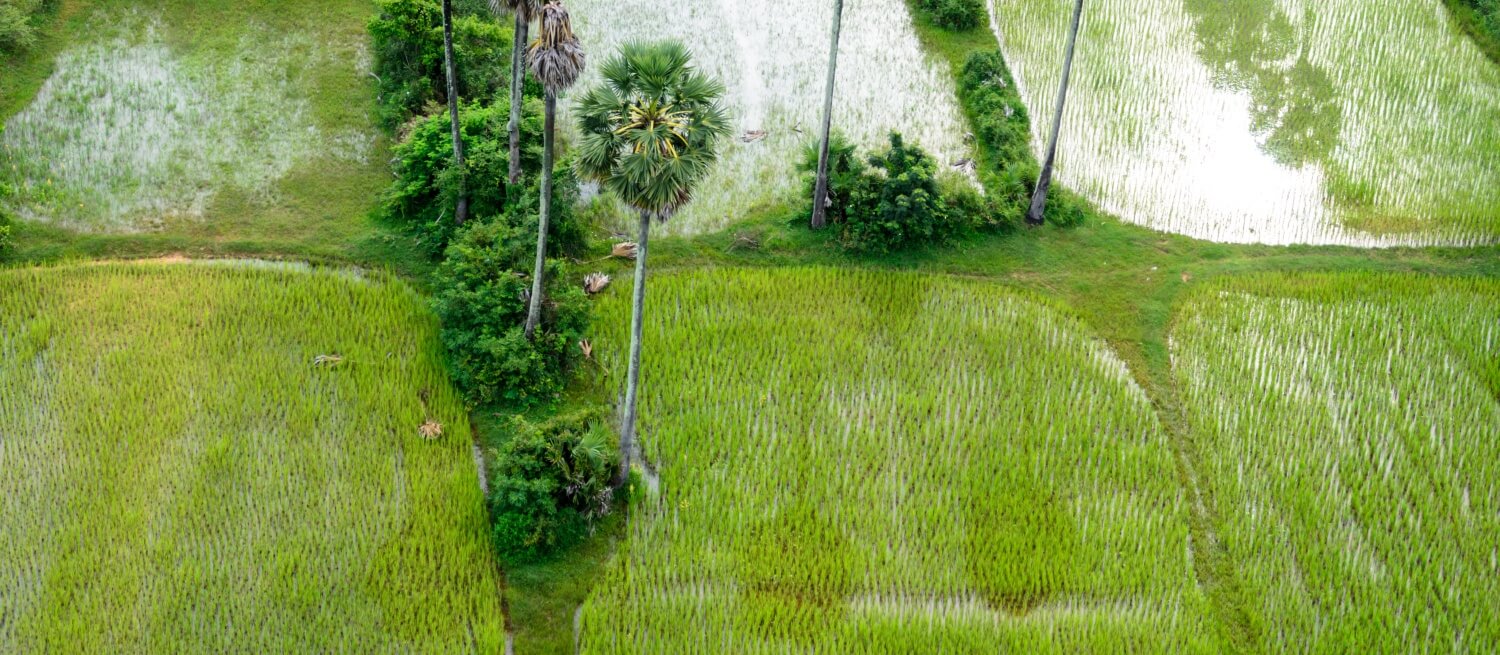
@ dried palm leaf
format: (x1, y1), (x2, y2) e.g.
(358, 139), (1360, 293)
(584, 273), (611, 294)
(419, 420), (444, 440)
(612, 242), (638, 259)
(527, 2), (585, 94)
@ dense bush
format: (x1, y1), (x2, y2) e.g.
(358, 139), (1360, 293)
(489, 410), (617, 562)
(917, 0), (985, 31)
(431, 218), (590, 408)
(0, 213), (12, 259)
(0, 0), (53, 53)
(368, 0), (514, 127)
(801, 132), (980, 253)
(382, 99), (550, 255)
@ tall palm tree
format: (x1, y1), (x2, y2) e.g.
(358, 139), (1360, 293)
(1027, 0), (1085, 225)
(523, 2), (585, 340)
(493, 0), (544, 185)
(574, 42), (729, 482)
(811, 0), (845, 230)
(442, 0), (469, 224)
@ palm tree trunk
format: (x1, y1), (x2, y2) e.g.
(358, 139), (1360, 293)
(524, 92), (557, 340)
(508, 14), (530, 186)
(442, 0), (469, 225)
(810, 0), (844, 230)
(1026, 0), (1085, 226)
(617, 210), (650, 485)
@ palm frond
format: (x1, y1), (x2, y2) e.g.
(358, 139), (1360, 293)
(527, 1), (586, 94)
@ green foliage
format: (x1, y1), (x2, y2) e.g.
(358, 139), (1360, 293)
(382, 100), (549, 255)
(0, 214), (12, 259)
(430, 219), (590, 409)
(958, 50), (1035, 176)
(368, 0), (514, 127)
(573, 41), (731, 218)
(806, 133), (979, 253)
(1445, 0), (1500, 64)
(917, 0), (985, 31)
(0, 0), (52, 53)
(488, 410), (617, 563)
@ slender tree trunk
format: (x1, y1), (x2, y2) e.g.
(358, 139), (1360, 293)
(442, 0), (469, 225)
(617, 211), (650, 485)
(810, 0), (844, 230)
(1027, 0), (1085, 226)
(524, 92), (557, 340)
(508, 14), (530, 186)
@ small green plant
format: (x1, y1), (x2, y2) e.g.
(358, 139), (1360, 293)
(917, 0), (985, 31)
(0, 0), (54, 53)
(488, 410), (617, 563)
(430, 218), (589, 409)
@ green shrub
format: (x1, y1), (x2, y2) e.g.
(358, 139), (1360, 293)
(0, 215), (12, 259)
(840, 132), (955, 253)
(489, 410), (617, 563)
(1443, 0), (1500, 65)
(368, 0), (514, 127)
(795, 131), (873, 227)
(382, 99), (545, 255)
(0, 0), (53, 53)
(918, 0), (985, 31)
(431, 219), (590, 409)
(959, 50), (1034, 172)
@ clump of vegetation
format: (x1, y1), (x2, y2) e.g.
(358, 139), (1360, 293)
(798, 132), (992, 253)
(368, 0), (515, 127)
(431, 218), (589, 409)
(488, 410), (618, 563)
(1444, 0), (1500, 64)
(0, 213), (12, 258)
(381, 99), (550, 254)
(0, 0), (53, 52)
(916, 0), (985, 31)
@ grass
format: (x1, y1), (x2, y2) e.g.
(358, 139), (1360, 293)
(0, 0), (424, 269)
(1443, 0), (1500, 65)
(1173, 273), (1500, 652)
(0, 261), (506, 652)
(579, 267), (1220, 652)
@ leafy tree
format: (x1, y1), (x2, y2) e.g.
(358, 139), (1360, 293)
(489, 410), (617, 562)
(574, 41), (730, 481)
(431, 218), (589, 408)
(368, 0), (512, 127)
(0, 0), (53, 53)
(524, 1), (585, 340)
(382, 100), (540, 255)
(797, 131), (870, 227)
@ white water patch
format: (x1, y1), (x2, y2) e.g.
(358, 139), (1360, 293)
(991, 0), (1500, 246)
(0, 12), (357, 232)
(567, 0), (972, 236)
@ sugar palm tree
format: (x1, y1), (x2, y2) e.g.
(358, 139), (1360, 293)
(493, 0), (545, 185)
(1027, 0), (1085, 225)
(523, 1), (585, 340)
(442, 0), (469, 224)
(574, 42), (729, 481)
(810, 0), (845, 230)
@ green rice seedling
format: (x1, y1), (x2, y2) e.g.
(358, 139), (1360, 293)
(0, 262), (505, 653)
(0, 9), (374, 232)
(1173, 272), (1500, 652)
(576, 267), (1220, 652)
(990, 0), (1500, 246)
(566, 0), (973, 236)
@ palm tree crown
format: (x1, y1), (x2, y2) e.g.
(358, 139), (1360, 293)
(527, 2), (585, 94)
(492, 0), (543, 22)
(574, 42), (731, 220)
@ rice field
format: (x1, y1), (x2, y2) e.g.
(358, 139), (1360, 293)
(0, 262), (505, 652)
(578, 268), (1219, 652)
(1173, 273), (1500, 651)
(991, 0), (1500, 246)
(0, 8), (375, 232)
(566, 0), (972, 236)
